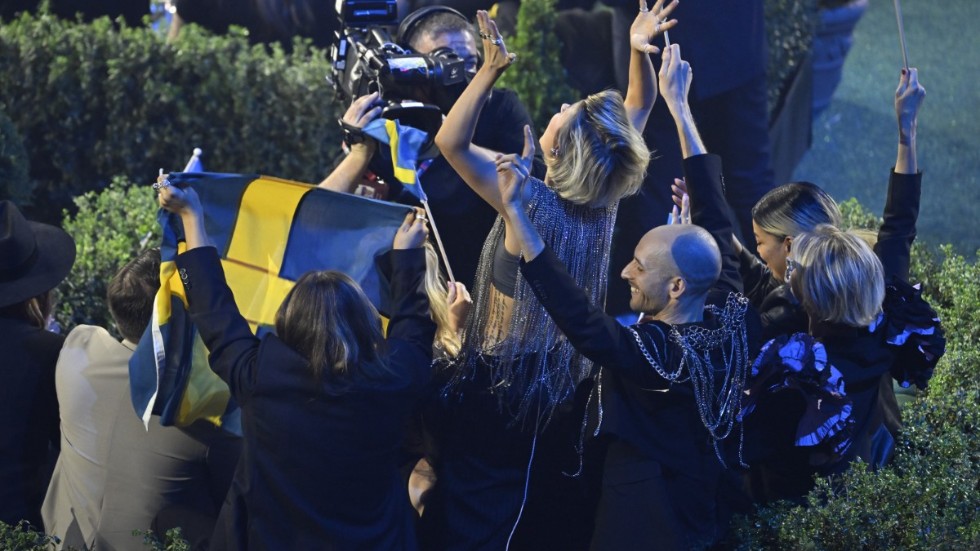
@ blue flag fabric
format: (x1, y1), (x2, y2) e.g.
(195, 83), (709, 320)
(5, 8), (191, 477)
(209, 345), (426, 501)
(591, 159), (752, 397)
(129, 173), (411, 433)
(362, 118), (430, 201)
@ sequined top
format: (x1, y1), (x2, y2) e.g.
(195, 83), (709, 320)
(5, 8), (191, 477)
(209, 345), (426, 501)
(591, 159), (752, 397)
(446, 177), (618, 425)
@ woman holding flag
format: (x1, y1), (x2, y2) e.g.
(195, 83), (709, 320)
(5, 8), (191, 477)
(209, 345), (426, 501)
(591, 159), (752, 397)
(157, 184), (435, 550)
(418, 1), (676, 548)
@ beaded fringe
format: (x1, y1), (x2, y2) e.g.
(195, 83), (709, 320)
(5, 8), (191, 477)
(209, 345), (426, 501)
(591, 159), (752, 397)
(444, 177), (618, 426)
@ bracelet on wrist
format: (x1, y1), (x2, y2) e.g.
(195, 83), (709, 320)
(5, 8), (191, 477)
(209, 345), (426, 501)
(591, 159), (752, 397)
(339, 119), (367, 146)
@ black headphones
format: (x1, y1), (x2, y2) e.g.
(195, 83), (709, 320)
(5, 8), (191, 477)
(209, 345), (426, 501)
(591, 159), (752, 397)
(396, 5), (475, 51)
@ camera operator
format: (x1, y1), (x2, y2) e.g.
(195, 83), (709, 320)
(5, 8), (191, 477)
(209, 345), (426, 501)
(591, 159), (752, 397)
(321, 6), (543, 289)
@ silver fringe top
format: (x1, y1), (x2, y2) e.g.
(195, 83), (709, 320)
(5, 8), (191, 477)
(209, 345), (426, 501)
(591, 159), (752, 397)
(445, 177), (618, 426)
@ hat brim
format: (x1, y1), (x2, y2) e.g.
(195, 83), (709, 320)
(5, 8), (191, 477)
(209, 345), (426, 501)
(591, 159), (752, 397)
(0, 221), (77, 308)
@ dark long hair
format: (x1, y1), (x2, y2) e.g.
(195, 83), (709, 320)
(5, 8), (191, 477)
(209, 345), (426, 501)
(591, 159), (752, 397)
(275, 270), (388, 382)
(0, 291), (53, 329)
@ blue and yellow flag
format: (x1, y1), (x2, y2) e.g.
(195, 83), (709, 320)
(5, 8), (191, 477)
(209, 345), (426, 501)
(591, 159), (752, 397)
(129, 173), (411, 433)
(362, 118), (430, 201)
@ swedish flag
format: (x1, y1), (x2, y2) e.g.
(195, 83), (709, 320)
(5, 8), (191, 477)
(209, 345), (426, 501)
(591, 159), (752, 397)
(129, 173), (411, 432)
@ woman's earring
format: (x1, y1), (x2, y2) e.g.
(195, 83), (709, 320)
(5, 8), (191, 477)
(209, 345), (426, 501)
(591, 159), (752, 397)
(550, 147), (559, 158)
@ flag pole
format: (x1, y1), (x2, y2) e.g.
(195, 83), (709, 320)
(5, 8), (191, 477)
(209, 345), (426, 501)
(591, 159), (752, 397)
(183, 147), (203, 172)
(420, 199), (456, 283)
(893, 0), (910, 70)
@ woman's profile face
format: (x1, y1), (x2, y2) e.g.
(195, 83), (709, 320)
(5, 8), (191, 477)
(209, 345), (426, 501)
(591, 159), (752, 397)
(540, 101), (581, 159)
(753, 220), (791, 283)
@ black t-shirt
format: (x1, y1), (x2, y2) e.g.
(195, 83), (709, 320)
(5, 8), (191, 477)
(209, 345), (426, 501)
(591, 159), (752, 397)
(373, 87), (542, 288)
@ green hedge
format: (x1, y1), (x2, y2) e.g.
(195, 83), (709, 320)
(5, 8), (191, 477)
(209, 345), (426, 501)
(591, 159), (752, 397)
(0, 105), (31, 202)
(0, 11), (341, 223)
(57, 177), (161, 334)
(496, 0), (577, 134)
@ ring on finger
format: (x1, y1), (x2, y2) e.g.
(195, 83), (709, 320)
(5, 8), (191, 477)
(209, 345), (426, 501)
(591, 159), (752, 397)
(491, 38), (503, 46)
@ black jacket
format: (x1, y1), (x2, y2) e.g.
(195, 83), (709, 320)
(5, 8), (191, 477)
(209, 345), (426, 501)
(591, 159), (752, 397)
(177, 246), (434, 550)
(0, 317), (62, 529)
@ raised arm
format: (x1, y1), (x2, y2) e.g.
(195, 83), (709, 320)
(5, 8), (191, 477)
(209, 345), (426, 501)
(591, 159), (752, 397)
(625, 0), (678, 130)
(894, 68), (924, 176)
(158, 184), (259, 400)
(876, 68), (925, 281)
(496, 154), (671, 388)
(659, 43), (705, 159)
(434, 11), (517, 214)
(385, 211), (438, 384)
(658, 45), (741, 293)
(319, 93), (383, 193)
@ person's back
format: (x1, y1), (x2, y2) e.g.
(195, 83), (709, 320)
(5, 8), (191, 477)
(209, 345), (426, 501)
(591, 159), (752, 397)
(41, 325), (131, 547)
(216, 336), (427, 548)
(0, 317), (63, 529)
(158, 184), (436, 549)
(0, 200), (76, 529)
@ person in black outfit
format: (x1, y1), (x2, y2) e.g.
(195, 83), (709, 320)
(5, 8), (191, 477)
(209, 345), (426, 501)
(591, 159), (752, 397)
(493, 43), (759, 550)
(322, 6), (542, 289)
(0, 200), (76, 530)
(157, 184), (436, 550)
(742, 67), (945, 504)
(604, 0), (774, 316)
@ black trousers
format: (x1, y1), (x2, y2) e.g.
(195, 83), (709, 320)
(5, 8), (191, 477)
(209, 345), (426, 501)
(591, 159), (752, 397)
(591, 440), (725, 551)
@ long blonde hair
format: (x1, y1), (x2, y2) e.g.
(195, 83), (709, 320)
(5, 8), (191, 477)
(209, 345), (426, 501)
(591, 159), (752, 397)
(547, 90), (649, 208)
(424, 242), (461, 357)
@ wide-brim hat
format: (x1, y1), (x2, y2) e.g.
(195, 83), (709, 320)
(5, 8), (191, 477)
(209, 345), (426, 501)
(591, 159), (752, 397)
(0, 200), (76, 308)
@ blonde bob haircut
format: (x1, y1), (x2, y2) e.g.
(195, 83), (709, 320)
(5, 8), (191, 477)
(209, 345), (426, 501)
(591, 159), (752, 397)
(548, 90), (650, 208)
(789, 224), (884, 328)
(752, 182), (841, 239)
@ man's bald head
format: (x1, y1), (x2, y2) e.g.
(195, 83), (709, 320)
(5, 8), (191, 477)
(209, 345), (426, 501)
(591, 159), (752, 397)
(639, 225), (722, 296)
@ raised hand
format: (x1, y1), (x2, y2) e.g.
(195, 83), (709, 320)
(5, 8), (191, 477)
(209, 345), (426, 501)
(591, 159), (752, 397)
(476, 10), (516, 75)
(895, 68), (925, 142)
(495, 125), (536, 213)
(157, 176), (209, 249)
(658, 43), (692, 116)
(393, 208), (430, 250)
(630, 0), (679, 54)
(447, 281), (472, 334)
(668, 178), (690, 225)
(670, 177), (688, 209)
(157, 181), (202, 218)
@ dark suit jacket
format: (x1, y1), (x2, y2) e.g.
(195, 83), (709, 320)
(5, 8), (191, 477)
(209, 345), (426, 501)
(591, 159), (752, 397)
(518, 155), (759, 547)
(521, 154), (752, 470)
(176, 246), (434, 551)
(0, 317), (62, 529)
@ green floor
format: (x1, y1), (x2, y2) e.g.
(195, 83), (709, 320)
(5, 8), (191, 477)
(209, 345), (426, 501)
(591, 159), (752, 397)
(793, 0), (980, 255)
